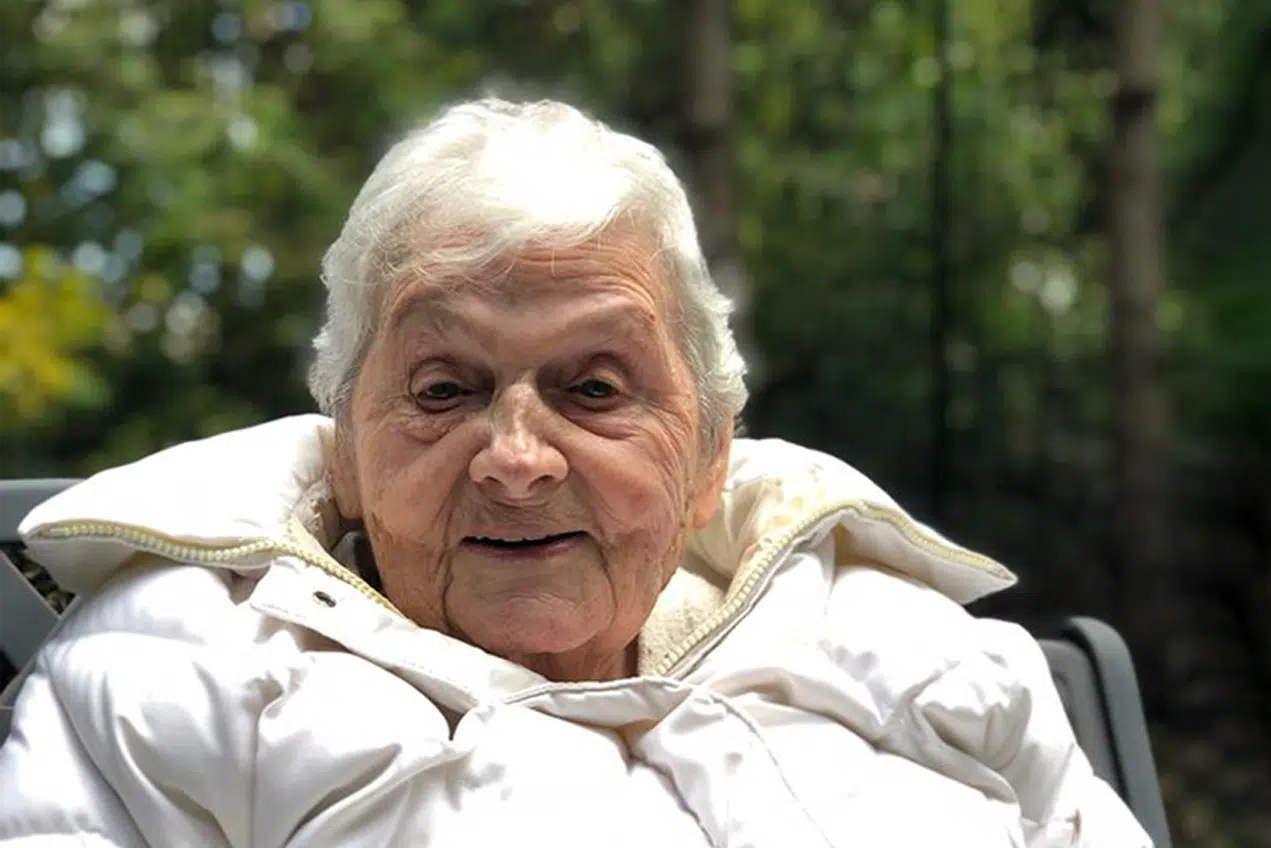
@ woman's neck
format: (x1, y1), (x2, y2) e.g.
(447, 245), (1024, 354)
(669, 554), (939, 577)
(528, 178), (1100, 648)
(514, 640), (639, 683)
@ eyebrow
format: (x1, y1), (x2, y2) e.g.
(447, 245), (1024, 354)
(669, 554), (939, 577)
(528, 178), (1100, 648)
(387, 288), (466, 337)
(387, 286), (661, 345)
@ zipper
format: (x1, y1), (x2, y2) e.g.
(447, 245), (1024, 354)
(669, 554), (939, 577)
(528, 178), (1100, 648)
(646, 498), (1012, 679)
(32, 519), (403, 615)
(502, 508), (850, 703)
(847, 500), (1012, 578)
(643, 502), (844, 679)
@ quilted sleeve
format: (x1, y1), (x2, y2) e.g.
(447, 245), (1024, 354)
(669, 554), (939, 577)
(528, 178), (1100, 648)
(813, 558), (1153, 848)
(909, 619), (1154, 847)
(0, 565), (279, 848)
(0, 659), (145, 847)
(0, 562), (458, 848)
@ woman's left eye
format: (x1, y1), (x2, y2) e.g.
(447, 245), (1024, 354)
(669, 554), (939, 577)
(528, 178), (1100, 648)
(571, 378), (618, 401)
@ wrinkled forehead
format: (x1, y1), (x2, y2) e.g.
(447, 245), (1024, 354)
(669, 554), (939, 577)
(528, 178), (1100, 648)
(378, 221), (674, 327)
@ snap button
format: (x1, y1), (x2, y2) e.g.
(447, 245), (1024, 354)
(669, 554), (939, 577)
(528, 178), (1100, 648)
(313, 590), (337, 608)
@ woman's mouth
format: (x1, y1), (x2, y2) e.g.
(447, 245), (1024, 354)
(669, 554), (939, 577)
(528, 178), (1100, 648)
(463, 531), (587, 557)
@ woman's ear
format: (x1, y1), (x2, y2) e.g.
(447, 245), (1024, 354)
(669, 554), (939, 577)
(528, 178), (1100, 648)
(326, 422), (364, 520)
(689, 423), (733, 529)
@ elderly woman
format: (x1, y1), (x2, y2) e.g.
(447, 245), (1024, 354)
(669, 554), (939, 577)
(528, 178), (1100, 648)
(1, 99), (1149, 847)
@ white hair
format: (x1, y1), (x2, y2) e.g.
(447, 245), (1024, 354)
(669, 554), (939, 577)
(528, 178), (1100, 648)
(308, 97), (747, 449)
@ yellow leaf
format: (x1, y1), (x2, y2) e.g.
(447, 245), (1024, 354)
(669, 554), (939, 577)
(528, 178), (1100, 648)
(0, 246), (108, 426)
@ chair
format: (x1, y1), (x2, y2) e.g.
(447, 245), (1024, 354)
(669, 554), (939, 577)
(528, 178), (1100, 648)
(0, 479), (1170, 846)
(0, 479), (79, 742)
(1038, 617), (1172, 847)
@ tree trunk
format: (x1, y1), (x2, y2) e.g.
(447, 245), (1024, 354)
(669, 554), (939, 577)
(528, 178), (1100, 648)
(683, 0), (751, 373)
(1107, 0), (1172, 698)
(929, 0), (954, 523)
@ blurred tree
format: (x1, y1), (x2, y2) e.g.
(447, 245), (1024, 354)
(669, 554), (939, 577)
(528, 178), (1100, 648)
(928, 0), (953, 521)
(1107, 0), (1171, 683)
(683, 0), (751, 371)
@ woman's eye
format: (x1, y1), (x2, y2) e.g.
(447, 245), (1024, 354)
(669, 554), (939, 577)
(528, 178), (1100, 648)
(571, 378), (618, 401)
(423, 382), (462, 399)
(415, 381), (466, 407)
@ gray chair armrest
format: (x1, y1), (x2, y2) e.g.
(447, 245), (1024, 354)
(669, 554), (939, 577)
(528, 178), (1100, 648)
(1051, 616), (1171, 848)
(0, 550), (58, 683)
(0, 479), (80, 540)
(0, 478), (79, 743)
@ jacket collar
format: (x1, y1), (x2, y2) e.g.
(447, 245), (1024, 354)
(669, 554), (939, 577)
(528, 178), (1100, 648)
(20, 415), (337, 595)
(20, 415), (1016, 610)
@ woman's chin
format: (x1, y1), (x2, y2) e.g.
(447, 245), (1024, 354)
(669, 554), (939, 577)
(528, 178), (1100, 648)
(452, 595), (607, 662)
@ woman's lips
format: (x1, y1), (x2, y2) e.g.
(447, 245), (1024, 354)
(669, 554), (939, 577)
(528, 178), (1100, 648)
(461, 531), (587, 559)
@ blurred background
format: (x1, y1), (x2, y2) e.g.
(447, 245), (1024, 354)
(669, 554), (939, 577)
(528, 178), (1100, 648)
(1, 0), (1268, 843)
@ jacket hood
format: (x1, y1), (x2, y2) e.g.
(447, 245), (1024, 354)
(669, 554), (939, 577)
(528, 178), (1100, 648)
(19, 414), (1015, 608)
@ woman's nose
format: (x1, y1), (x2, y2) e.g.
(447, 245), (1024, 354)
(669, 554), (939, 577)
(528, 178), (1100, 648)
(468, 385), (567, 501)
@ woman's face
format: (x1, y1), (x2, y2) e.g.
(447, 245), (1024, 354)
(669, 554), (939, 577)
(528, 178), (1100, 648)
(330, 231), (729, 681)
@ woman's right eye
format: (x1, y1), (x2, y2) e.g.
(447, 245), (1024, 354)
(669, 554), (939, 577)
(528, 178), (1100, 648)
(421, 382), (461, 400)
(414, 381), (467, 410)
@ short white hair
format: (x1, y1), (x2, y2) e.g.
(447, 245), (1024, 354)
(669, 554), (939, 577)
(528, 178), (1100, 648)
(308, 98), (747, 449)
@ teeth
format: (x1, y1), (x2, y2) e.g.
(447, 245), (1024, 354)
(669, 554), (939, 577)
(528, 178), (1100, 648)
(474, 534), (556, 544)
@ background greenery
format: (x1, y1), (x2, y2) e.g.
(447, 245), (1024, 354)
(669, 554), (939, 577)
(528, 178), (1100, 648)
(1, 1), (1267, 844)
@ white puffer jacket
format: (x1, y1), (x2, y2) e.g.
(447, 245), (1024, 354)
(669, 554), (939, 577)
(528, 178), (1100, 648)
(0, 415), (1150, 847)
